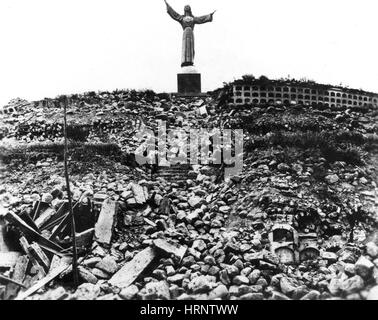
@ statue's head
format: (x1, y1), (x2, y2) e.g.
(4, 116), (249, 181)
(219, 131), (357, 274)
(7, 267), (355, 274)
(184, 5), (193, 16)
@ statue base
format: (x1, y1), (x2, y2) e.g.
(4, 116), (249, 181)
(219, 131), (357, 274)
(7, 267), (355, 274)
(177, 66), (201, 95)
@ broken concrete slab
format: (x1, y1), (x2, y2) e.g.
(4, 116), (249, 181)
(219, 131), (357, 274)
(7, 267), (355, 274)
(109, 247), (156, 289)
(94, 199), (117, 245)
(153, 238), (187, 263)
(130, 183), (146, 204)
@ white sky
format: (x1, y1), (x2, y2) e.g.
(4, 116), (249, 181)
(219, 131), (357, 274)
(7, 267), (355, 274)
(1, 0), (378, 106)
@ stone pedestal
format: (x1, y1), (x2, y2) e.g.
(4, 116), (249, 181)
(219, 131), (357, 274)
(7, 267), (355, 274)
(177, 66), (201, 95)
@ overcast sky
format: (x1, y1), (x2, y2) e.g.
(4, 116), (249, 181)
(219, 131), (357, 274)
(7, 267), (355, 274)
(1, 0), (378, 106)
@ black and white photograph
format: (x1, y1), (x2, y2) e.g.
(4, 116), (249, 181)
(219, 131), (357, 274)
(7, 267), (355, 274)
(1, 0), (378, 310)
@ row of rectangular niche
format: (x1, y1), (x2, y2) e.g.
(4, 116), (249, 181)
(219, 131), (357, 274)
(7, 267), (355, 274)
(234, 85), (374, 100)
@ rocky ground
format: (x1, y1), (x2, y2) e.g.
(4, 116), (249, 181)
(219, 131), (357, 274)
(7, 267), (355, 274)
(1, 86), (378, 300)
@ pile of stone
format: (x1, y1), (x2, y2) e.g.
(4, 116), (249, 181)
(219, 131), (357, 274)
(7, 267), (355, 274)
(1, 85), (378, 300)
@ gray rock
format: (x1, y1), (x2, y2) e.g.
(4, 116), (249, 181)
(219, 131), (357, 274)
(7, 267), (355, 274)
(41, 193), (53, 203)
(280, 277), (297, 296)
(232, 275), (249, 285)
(166, 265), (175, 276)
(95, 255), (118, 275)
(248, 269), (261, 285)
(277, 163), (290, 172)
(367, 286), (378, 300)
(208, 284), (228, 300)
(192, 239), (207, 252)
(119, 285), (139, 300)
(78, 266), (98, 284)
(167, 273), (186, 285)
(239, 293), (264, 300)
(270, 291), (291, 300)
(300, 290), (321, 300)
(74, 283), (101, 300)
(366, 242), (378, 258)
(340, 275), (365, 295)
(328, 278), (343, 295)
(224, 264), (240, 277)
(208, 266), (220, 276)
(91, 268), (110, 279)
(143, 281), (170, 300)
(188, 196), (202, 208)
(325, 174), (339, 184)
(188, 276), (214, 294)
(355, 256), (374, 279)
(321, 251), (338, 263)
(219, 269), (231, 285)
(182, 256), (196, 267)
(204, 255), (216, 265)
(152, 269), (167, 280)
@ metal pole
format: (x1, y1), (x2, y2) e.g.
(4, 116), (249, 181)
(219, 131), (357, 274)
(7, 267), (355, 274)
(62, 95), (79, 286)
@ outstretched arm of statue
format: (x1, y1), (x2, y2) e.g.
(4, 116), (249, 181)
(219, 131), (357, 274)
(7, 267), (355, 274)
(164, 0), (183, 23)
(194, 10), (216, 24)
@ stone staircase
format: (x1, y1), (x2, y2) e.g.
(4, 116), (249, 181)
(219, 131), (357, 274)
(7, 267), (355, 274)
(154, 164), (192, 185)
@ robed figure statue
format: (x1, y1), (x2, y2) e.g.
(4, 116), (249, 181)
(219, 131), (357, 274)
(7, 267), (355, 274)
(164, 1), (215, 67)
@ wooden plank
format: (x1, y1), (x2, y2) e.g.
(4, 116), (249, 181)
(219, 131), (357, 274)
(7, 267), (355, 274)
(0, 285), (5, 300)
(31, 201), (49, 221)
(5, 255), (29, 299)
(0, 252), (21, 268)
(19, 237), (46, 278)
(0, 274), (26, 288)
(5, 211), (63, 252)
(34, 208), (56, 229)
(47, 201), (82, 239)
(108, 247), (156, 289)
(39, 244), (67, 258)
(19, 211), (40, 233)
(41, 201), (69, 231)
(15, 263), (69, 300)
(13, 255), (29, 283)
(0, 217), (11, 252)
(48, 213), (70, 240)
(29, 243), (50, 272)
(94, 199), (117, 245)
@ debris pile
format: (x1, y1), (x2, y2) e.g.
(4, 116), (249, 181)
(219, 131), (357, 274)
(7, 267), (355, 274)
(1, 85), (378, 300)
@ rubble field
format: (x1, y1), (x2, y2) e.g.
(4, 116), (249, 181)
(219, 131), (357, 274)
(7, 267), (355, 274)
(1, 86), (378, 300)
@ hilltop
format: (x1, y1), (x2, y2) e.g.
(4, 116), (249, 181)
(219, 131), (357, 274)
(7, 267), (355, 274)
(1, 85), (378, 300)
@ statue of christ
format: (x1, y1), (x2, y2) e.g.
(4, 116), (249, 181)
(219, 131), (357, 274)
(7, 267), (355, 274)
(164, 1), (216, 67)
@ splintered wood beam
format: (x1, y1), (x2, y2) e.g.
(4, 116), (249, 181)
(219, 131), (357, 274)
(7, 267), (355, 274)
(29, 243), (50, 273)
(34, 208), (57, 229)
(41, 201), (69, 231)
(15, 263), (70, 300)
(19, 211), (41, 233)
(0, 274), (27, 288)
(5, 255), (29, 298)
(48, 213), (70, 239)
(5, 211), (63, 252)
(108, 247), (156, 289)
(19, 237), (46, 278)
